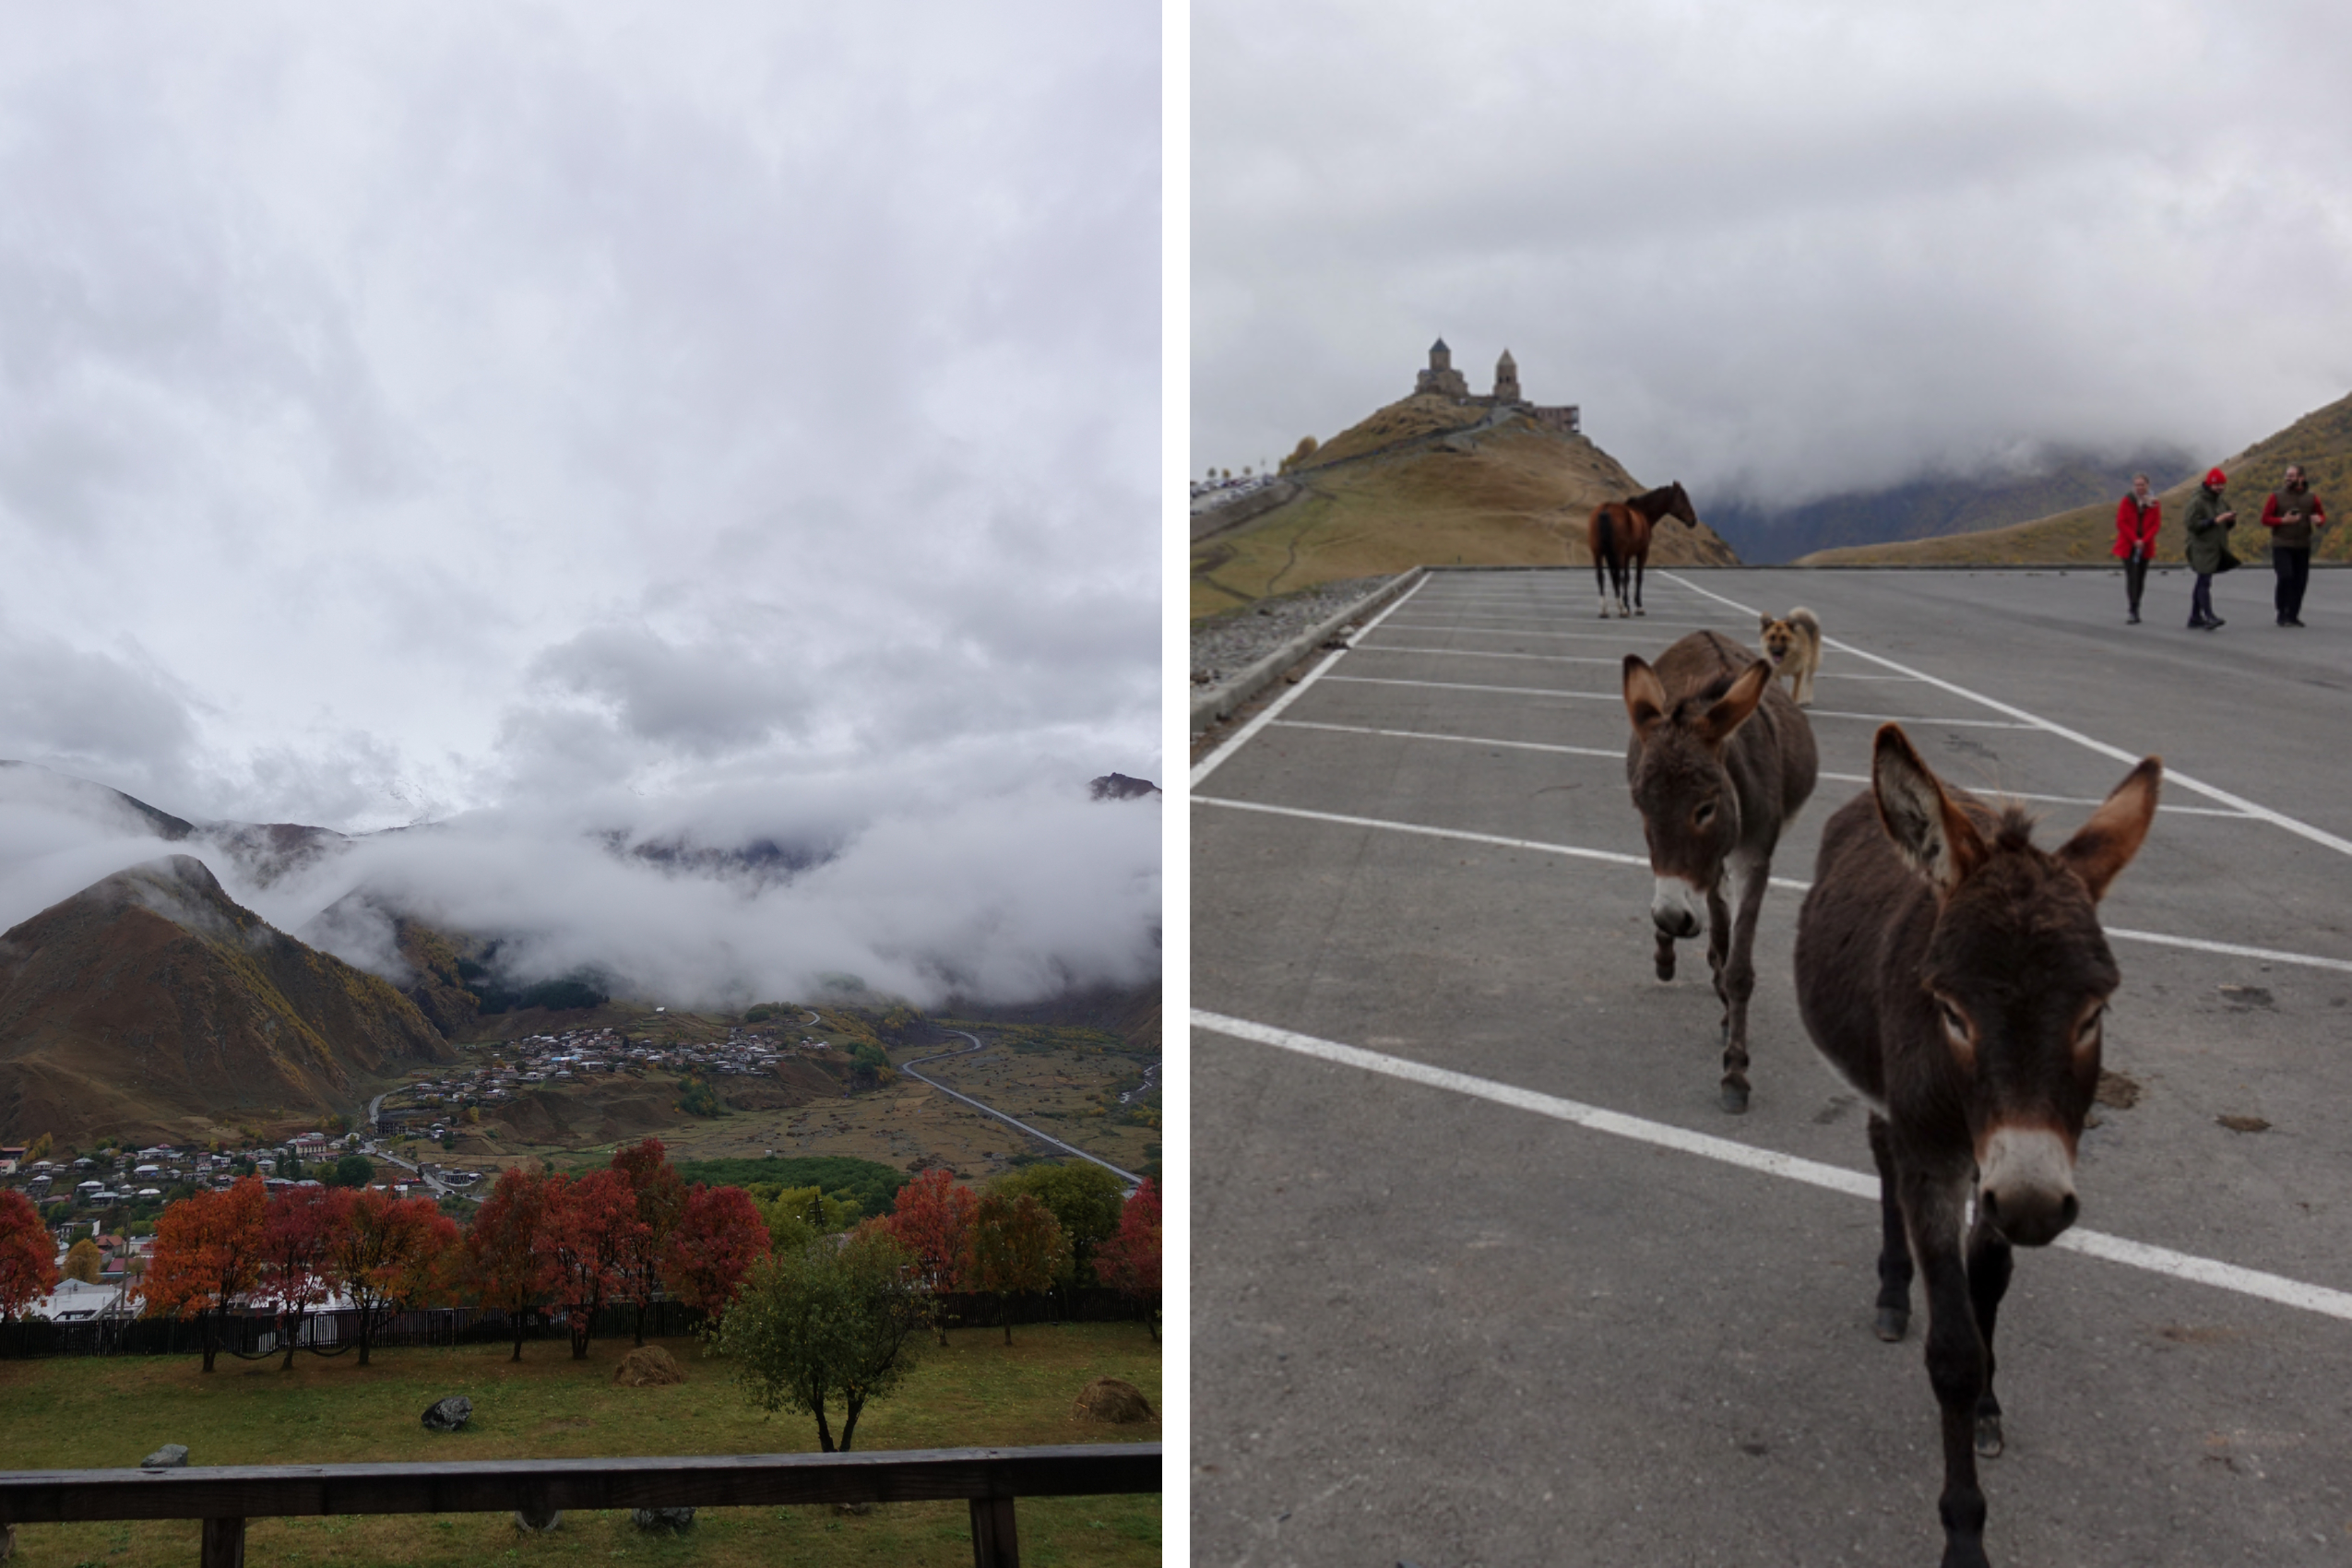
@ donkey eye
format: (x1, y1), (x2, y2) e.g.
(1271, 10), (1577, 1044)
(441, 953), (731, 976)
(1694, 801), (1716, 826)
(1937, 999), (1975, 1061)
(2074, 1005), (2107, 1056)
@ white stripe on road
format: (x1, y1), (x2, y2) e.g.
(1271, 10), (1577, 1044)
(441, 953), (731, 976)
(1194, 795), (2352, 974)
(1661, 571), (2352, 860)
(1323, 674), (2037, 729)
(1193, 1009), (2352, 1324)
(1259, 722), (2253, 818)
(1191, 575), (1433, 788)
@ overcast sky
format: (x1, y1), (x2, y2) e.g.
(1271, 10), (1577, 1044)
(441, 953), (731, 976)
(1194, 0), (2352, 507)
(0, 3), (1159, 1005)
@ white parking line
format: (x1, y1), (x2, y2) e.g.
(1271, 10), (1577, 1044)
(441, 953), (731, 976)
(1324, 673), (2039, 729)
(1193, 1009), (2352, 1324)
(1662, 571), (2352, 861)
(1349, 645), (1626, 665)
(1262, 721), (2253, 818)
(1194, 794), (2352, 974)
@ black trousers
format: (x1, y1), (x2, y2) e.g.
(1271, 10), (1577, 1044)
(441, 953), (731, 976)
(2121, 552), (2149, 613)
(2274, 547), (2311, 621)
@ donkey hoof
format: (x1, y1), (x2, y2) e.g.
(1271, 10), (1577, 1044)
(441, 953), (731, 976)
(1873, 1306), (1908, 1343)
(1974, 1411), (2004, 1458)
(1719, 1080), (1750, 1114)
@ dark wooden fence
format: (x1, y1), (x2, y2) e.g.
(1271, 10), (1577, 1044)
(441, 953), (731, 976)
(0, 1287), (1149, 1360)
(0, 1443), (1160, 1568)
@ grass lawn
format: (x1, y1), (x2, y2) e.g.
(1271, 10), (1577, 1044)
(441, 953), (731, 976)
(0, 1322), (1158, 1567)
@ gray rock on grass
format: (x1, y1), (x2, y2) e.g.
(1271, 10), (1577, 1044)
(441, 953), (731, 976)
(140, 1444), (189, 1469)
(632, 1507), (696, 1533)
(514, 1505), (562, 1532)
(421, 1396), (472, 1431)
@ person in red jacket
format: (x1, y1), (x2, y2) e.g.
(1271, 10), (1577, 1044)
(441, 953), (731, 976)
(2260, 463), (2329, 627)
(2113, 473), (2161, 624)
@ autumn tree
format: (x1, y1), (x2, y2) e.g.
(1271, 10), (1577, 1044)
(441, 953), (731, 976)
(882, 1168), (975, 1345)
(0, 1189), (58, 1320)
(62, 1238), (102, 1284)
(141, 1177), (268, 1372)
(329, 1190), (458, 1367)
(611, 1138), (688, 1347)
(660, 1183), (770, 1322)
(966, 1191), (1069, 1346)
(464, 1168), (554, 1361)
(992, 1160), (1123, 1286)
(540, 1169), (642, 1360)
(259, 1185), (351, 1370)
(714, 1229), (923, 1452)
(1094, 1178), (1161, 1343)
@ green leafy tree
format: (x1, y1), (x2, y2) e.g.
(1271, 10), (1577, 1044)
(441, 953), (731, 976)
(714, 1229), (923, 1452)
(992, 1161), (1124, 1285)
(750, 1185), (859, 1254)
(325, 1153), (376, 1189)
(966, 1191), (1068, 1345)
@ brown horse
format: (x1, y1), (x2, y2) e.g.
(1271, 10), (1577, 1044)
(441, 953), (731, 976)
(1793, 725), (2159, 1568)
(1588, 481), (1699, 618)
(1621, 631), (1817, 1112)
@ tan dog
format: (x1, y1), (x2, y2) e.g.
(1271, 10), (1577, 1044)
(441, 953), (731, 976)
(1758, 608), (1822, 707)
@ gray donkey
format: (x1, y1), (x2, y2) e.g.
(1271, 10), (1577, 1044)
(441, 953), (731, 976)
(1622, 631), (1818, 1111)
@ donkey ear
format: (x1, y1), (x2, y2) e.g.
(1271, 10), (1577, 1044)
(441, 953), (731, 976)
(1872, 724), (1987, 894)
(1623, 656), (1669, 740)
(2057, 757), (2161, 902)
(1695, 659), (1772, 747)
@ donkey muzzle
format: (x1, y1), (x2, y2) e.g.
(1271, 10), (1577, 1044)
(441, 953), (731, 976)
(1978, 1127), (2079, 1246)
(1650, 877), (1703, 940)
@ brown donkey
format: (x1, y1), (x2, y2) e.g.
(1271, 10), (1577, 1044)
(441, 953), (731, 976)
(1794, 726), (2159, 1568)
(1621, 631), (1817, 1112)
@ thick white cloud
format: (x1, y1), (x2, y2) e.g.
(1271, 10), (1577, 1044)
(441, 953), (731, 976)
(1194, 0), (2352, 507)
(0, 3), (1158, 1008)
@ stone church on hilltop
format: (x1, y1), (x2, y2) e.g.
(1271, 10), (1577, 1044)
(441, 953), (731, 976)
(1413, 339), (1580, 434)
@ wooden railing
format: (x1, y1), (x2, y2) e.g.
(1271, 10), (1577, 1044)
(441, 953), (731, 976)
(0, 1442), (1161, 1568)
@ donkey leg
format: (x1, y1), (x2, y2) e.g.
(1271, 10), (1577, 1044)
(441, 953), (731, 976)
(1714, 857), (1769, 1112)
(1903, 1171), (1993, 1568)
(1965, 1220), (2015, 1458)
(1868, 1115), (1915, 1341)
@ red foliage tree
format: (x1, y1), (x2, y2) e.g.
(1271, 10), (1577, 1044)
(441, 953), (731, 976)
(0, 1188), (59, 1321)
(1093, 1178), (1161, 1343)
(539, 1168), (643, 1360)
(464, 1168), (556, 1360)
(141, 1177), (268, 1372)
(659, 1183), (770, 1320)
(329, 1190), (459, 1367)
(611, 1137), (689, 1346)
(966, 1191), (1069, 1346)
(259, 1185), (353, 1369)
(882, 1168), (976, 1344)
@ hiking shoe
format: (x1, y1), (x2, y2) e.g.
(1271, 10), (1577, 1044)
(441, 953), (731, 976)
(2127, 612), (2141, 624)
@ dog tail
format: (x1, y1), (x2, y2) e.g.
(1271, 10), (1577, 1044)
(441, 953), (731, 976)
(1789, 608), (1820, 637)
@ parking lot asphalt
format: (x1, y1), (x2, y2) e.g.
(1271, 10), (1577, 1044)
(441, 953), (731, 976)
(1192, 565), (2352, 1567)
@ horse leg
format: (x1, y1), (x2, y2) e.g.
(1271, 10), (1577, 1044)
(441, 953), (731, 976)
(1868, 1114), (1915, 1341)
(1712, 853), (1766, 1112)
(1632, 550), (1646, 615)
(1965, 1218), (2015, 1458)
(1901, 1168), (1993, 1568)
(1594, 550), (1612, 618)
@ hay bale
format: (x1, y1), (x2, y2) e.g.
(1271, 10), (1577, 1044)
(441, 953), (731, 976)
(1071, 1376), (1154, 1424)
(613, 1345), (687, 1387)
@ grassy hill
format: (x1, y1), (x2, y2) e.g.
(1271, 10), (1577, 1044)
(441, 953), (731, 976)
(1800, 392), (2352, 566)
(1192, 395), (1739, 619)
(0, 856), (452, 1146)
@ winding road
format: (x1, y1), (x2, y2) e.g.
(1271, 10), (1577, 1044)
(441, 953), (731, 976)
(898, 1030), (1145, 1187)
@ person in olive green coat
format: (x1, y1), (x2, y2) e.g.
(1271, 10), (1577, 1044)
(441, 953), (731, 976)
(2181, 468), (2239, 631)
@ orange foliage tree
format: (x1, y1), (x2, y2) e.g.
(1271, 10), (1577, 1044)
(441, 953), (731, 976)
(464, 1168), (555, 1361)
(966, 1191), (1068, 1346)
(882, 1168), (976, 1344)
(0, 1189), (58, 1321)
(141, 1177), (268, 1372)
(611, 1138), (689, 1347)
(660, 1183), (770, 1321)
(330, 1190), (459, 1367)
(1094, 1178), (1161, 1343)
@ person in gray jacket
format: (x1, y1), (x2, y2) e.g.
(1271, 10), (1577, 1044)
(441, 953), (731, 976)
(2182, 467), (2238, 630)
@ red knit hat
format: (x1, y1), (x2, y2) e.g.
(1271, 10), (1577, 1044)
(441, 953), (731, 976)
(2204, 467), (2227, 486)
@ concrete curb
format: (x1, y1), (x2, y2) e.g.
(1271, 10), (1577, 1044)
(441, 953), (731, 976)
(1189, 569), (1425, 734)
